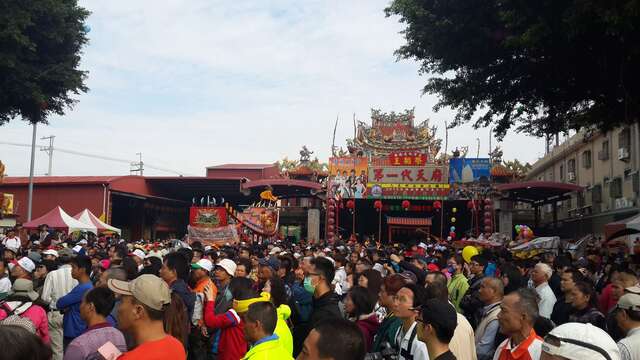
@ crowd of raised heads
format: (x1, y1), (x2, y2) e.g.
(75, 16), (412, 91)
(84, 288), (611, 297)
(1, 227), (639, 360)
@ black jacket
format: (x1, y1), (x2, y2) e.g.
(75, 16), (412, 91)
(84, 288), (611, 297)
(310, 290), (342, 327)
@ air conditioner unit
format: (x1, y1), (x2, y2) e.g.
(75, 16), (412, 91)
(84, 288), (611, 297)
(568, 172), (576, 182)
(618, 148), (630, 161)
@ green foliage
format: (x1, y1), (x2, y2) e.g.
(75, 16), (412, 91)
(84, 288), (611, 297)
(504, 159), (533, 179)
(386, 0), (640, 139)
(0, 0), (90, 125)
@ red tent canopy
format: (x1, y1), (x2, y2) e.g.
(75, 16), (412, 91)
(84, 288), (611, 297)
(23, 206), (97, 234)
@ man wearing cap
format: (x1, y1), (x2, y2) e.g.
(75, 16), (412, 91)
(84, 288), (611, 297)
(12, 256), (36, 280)
(132, 249), (146, 272)
(108, 274), (186, 359)
(190, 258), (217, 360)
(42, 248), (78, 360)
(42, 249), (59, 262)
(417, 299), (458, 360)
(214, 259), (236, 315)
(615, 292), (640, 360)
(3, 245), (18, 261)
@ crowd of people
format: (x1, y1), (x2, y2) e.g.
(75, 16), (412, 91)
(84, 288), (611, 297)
(1, 226), (639, 360)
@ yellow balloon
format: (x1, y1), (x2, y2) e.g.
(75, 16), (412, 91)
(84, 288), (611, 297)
(452, 207), (457, 213)
(462, 246), (479, 263)
(451, 217), (456, 223)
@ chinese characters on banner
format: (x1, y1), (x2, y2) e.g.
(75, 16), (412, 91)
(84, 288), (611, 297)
(388, 151), (428, 167)
(367, 165), (450, 199)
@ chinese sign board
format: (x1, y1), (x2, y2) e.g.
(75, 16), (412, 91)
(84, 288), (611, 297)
(388, 152), (428, 167)
(368, 166), (448, 184)
(449, 158), (491, 183)
(367, 165), (449, 199)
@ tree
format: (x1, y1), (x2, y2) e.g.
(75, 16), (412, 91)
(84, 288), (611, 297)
(504, 159), (533, 179)
(275, 157), (299, 172)
(0, 0), (90, 125)
(386, 0), (640, 139)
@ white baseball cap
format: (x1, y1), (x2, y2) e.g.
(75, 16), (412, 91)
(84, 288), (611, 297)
(78, 239), (88, 245)
(269, 246), (282, 255)
(17, 257), (36, 273)
(541, 323), (620, 360)
(72, 245), (83, 253)
(42, 249), (59, 258)
(215, 259), (237, 277)
(132, 249), (146, 260)
(191, 259), (213, 272)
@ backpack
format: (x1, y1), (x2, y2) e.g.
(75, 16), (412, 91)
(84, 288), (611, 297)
(0, 301), (36, 333)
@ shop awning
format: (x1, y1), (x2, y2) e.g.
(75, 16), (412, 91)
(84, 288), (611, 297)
(604, 212), (640, 241)
(387, 217), (432, 226)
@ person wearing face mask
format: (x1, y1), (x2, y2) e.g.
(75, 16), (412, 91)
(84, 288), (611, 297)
(293, 257), (341, 357)
(447, 255), (469, 313)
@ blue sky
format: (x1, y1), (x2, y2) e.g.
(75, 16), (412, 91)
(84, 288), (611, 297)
(1, 0), (544, 177)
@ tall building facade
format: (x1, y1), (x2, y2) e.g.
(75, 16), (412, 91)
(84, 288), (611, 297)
(526, 125), (640, 237)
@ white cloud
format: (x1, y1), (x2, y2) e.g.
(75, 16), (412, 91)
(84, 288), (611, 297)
(0, 0), (545, 177)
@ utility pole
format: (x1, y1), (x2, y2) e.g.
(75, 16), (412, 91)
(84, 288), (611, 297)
(130, 152), (144, 175)
(27, 122), (38, 221)
(476, 138), (480, 158)
(40, 135), (55, 176)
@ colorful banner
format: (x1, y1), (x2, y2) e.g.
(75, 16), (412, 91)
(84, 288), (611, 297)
(388, 152), (428, 167)
(1, 193), (13, 215)
(368, 165), (448, 184)
(328, 157), (368, 177)
(449, 158), (491, 183)
(189, 207), (228, 228)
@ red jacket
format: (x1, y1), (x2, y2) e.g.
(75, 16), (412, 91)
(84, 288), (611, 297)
(203, 301), (247, 360)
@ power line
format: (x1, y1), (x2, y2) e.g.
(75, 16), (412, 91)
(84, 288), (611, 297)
(0, 141), (194, 176)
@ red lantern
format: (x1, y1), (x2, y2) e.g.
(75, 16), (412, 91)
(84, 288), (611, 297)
(346, 200), (355, 209)
(328, 225), (335, 232)
(484, 211), (492, 218)
(484, 204), (492, 211)
(328, 199), (336, 206)
(484, 225), (492, 232)
(433, 201), (442, 209)
(328, 205), (335, 212)
(484, 218), (492, 225)
(374, 200), (383, 210)
(402, 200), (411, 210)
(449, 231), (456, 238)
(467, 200), (475, 209)
(328, 218), (335, 225)
(484, 198), (492, 205)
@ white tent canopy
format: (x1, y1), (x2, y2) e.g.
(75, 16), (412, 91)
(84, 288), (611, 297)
(74, 209), (121, 235)
(23, 206), (98, 234)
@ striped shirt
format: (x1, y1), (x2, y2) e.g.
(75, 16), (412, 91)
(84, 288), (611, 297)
(41, 264), (78, 310)
(493, 329), (542, 360)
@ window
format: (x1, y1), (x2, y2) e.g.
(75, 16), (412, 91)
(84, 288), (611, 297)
(568, 159), (576, 172)
(610, 177), (623, 198)
(559, 164), (564, 180)
(619, 128), (631, 150)
(599, 140), (609, 160)
(592, 184), (602, 203)
(582, 150), (592, 169)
